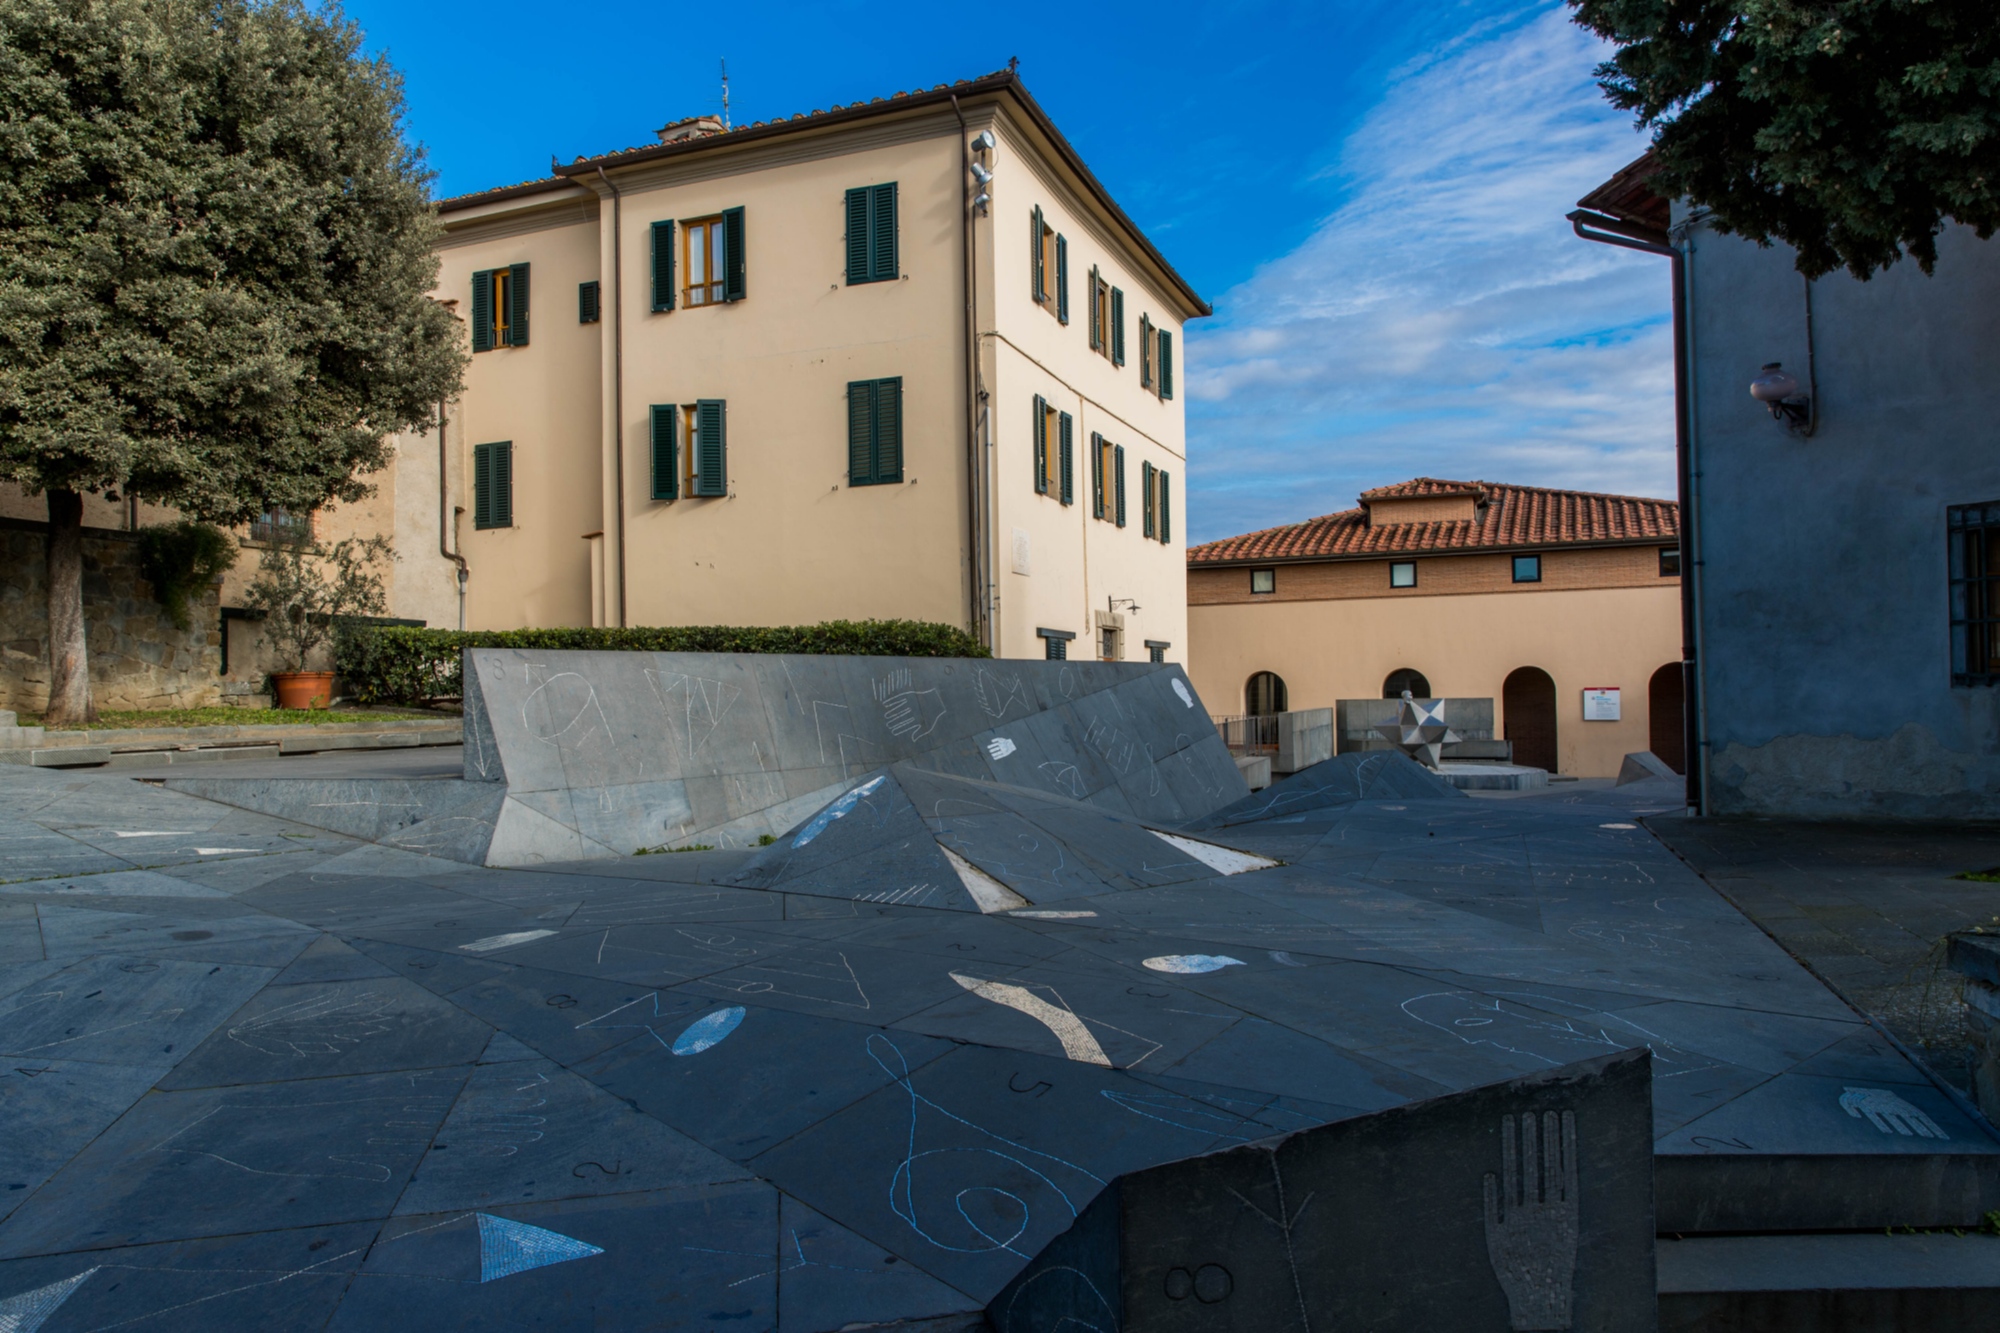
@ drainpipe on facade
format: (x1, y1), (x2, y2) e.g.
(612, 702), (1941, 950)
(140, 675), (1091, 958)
(950, 94), (991, 651)
(438, 399), (468, 630)
(1568, 209), (1703, 815)
(596, 165), (628, 627)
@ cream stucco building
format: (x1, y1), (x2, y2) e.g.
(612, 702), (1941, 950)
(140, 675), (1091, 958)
(1187, 479), (1684, 778)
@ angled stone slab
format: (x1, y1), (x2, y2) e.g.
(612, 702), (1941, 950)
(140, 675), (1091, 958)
(31, 902), (314, 969)
(0, 1057), (165, 1227)
(0, 869), (229, 901)
(989, 1049), (1654, 1333)
(1, 954), (273, 1068)
(1191, 751), (1465, 830)
(161, 777), (505, 865)
(775, 1192), (982, 1331)
(269, 934), (400, 987)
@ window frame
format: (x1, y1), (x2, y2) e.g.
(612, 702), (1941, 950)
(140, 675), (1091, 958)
(1144, 639), (1168, 664)
(847, 376), (904, 486)
(1658, 546), (1681, 577)
(1512, 554), (1543, 584)
(578, 279), (600, 324)
(845, 183), (898, 285)
(1389, 561), (1417, 589)
(1090, 268), (1112, 356)
(1138, 314), (1154, 387)
(249, 506), (313, 546)
(1037, 627), (1075, 661)
(1250, 569), (1276, 595)
(472, 440), (514, 530)
(682, 215), (727, 308)
(1949, 501), (2000, 686)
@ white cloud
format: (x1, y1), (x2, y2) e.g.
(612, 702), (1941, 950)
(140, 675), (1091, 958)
(1186, 5), (1674, 543)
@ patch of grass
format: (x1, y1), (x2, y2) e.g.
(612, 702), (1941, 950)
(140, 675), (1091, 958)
(635, 843), (715, 856)
(757, 834), (777, 846)
(19, 706), (444, 730)
(1954, 869), (2000, 883)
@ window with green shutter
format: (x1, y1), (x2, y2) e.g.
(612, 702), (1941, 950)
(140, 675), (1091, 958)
(693, 399), (727, 496)
(1141, 460), (1156, 538)
(471, 270), (493, 352)
(650, 405), (678, 501)
(578, 280), (601, 324)
(473, 441), (513, 529)
(1157, 468), (1172, 542)
(1138, 314), (1154, 387)
(1058, 411), (1074, 505)
(1158, 329), (1174, 400)
(845, 184), (898, 284)
(504, 263), (529, 345)
(1031, 207), (1047, 301)
(1114, 444), (1127, 527)
(470, 268), (529, 350)
(1055, 235), (1069, 324)
(1089, 266), (1103, 350)
(846, 377), (903, 485)
(722, 207), (746, 302)
(1111, 288), (1125, 366)
(651, 220), (677, 311)
(1090, 431), (1105, 518)
(1032, 394), (1049, 496)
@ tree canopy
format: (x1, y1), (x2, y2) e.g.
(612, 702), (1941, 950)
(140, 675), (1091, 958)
(0, 0), (464, 518)
(1570, 0), (2000, 278)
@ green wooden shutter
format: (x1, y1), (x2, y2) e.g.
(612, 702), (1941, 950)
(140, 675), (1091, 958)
(1090, 432), (1104, 519)
(1114, 445), (1127, 527)
(1159, 329), (1174, 399)
(1058, 412), (1074, 505)
(495, 441), (513, 527)
(875, 376), (902, 482)
(1055, 235), (1069, 324)
(845, 188), (870, 285)
(651, 405), (679, 500)
(1158, 469), (1171, 543)
(1139, 314), (1153, 386)
(651, 221), (675, 311)
(722, 207), (746, 301)
(1111, 288), (1125, 365)
(1088, 267), (1102, 350)
(872, 183), (897, 281)
(470, 270), (494, 352)
(695, 398), (727, 495)
(1142, 460), (1156, 537)
(505, 263), (530, 345)
(1031, 207), (1044, 301)
(473, 442), (492, 526)
(578, 280), (600, 324)
(847, 379), (873, 483)
(1032, 395), (1048, 495)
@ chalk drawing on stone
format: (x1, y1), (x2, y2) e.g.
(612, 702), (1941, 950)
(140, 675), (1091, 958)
(1840, 1086), (1948, 1139)
(1171, 678), (1194, 709)
(1402, 992), (1715, 1078)
(477, 1212), (604, 1281)
(576, 991), (683, 1049)
(986, 737), (1018, 761)
(870, 1033), (1104, 1257)
(523, 668), (614, 750)
(975, 669), (1029, 719)
(226, 990), (398, 1057)
(875, 668), (948, 743)
(952, 972), (1111, 1066)
(672, 1006), (747, 1055)
(1483, 1110), (1579, 1332)
(1038, 762), (1086, 799)
(859, 882), (945, 908)
(646, 671), (742, 760)
(461, 929), (558, 953)
(1142, 955), (1244, 975)
(793, 776), (888, 848)
(0, 1268), (97, 1333)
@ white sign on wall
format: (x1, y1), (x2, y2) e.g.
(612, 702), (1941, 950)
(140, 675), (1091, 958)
(1581, 687), (1621, 722)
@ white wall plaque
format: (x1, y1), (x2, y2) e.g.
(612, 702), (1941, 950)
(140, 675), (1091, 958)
(1581, 687), (1621, 722)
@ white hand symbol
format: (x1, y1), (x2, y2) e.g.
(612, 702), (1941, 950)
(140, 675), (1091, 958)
(1840, 1087), (1947, 1139)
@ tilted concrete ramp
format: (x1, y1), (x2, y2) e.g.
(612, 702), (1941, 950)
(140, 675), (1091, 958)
(169, 650), (1247, 866)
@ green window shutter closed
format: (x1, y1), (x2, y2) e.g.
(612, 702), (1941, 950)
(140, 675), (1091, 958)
(1031, 207), (1045, 301)
(871, 183), (897, 280)
(694, 398), (727, 495)
(1088, 267), (1101, 350)
(845, 188), (871, 285)
(1058, 412), (1074, 505)
(722, 207), (746, 302)
(1090, 432), (1104, 518)
(1159, 329), (1174, 399)
(492, 441), (513, 527)
(470, 270), (494, 352)
(651, 405), (679, 500)
(505, 263), (530, 345)
(1142, 460), (1156, 537)
(1032, 395), (1048, 495)
(1114, 445), (1126, 527)
(578, 280), (600, 324)
(1110, 289), (1125, 365)
(1158, 469), (1171, 543)
(1139, 315), (1153, 386)
(875, 377), (902, 482)
(1055, 235), (1069, 324)
(473, 442), (491, 525)
(847, 379), (874, 483)
(651, 221), (675, 312)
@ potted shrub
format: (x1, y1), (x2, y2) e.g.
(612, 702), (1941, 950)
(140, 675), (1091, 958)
(244, 532), (393, 709)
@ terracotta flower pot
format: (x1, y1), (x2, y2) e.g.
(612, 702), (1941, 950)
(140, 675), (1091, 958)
(272, 671), (336, 710)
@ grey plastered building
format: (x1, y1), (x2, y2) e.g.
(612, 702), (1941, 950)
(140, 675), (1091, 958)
(1573, 155), (2000, 818)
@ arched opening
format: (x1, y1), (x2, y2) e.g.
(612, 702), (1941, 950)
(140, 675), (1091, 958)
(1382, 668), (1432, 699)
(1503, 666), (1558, 772)
(1245, 672), (1288, 716)
(1648, 663), (1686, 774)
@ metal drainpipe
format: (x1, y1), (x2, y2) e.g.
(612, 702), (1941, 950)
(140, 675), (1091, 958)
(1568, 209), (1702, 814)
(438, 399), (468, 630)
(950, 95), (990, 650)
(596, 165), (628, 627)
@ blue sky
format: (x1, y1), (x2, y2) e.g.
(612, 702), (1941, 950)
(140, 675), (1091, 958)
(344, 0), (1672, 543)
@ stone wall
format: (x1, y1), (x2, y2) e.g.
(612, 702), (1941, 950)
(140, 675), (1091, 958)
(0, 520), (222, 712)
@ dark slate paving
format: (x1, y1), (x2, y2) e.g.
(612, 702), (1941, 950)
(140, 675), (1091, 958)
(0, 756), (1991, 1327)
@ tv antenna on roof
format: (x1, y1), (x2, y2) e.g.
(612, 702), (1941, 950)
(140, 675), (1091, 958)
(720, 58), (730, 130)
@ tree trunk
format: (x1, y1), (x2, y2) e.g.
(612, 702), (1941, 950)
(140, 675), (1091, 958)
(43, 489), (95, 727)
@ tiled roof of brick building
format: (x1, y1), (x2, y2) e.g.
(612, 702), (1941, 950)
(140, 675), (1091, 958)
(1187, 479), (1679, 565)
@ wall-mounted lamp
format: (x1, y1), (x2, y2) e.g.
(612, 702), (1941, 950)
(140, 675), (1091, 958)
(971, 130), (995, 153)
(970, 162), (992, 185)
(1749, 361), (1812, 429)
(971, 191), (991, 214)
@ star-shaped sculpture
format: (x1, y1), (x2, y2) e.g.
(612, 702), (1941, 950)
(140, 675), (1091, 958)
(1375, 691), (1461, 770)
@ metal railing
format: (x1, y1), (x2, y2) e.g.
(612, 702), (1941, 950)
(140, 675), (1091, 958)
(1211, 713), (1280, 755)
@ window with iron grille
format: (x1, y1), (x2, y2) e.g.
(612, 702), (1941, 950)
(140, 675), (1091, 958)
(250, 506), (312, 544)
(1949, 502), (2000, 685)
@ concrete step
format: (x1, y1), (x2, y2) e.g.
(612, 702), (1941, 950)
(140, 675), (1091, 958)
(1658, 1232), (2000, 1332)
(2, 718), (460, 767)
(1657, 1153), (2000, 1233)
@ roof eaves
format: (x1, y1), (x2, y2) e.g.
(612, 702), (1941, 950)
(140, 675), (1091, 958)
(437, 175), (579, 214)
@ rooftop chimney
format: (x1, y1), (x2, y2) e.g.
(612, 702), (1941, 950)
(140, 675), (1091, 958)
(657, 115), (724, 144)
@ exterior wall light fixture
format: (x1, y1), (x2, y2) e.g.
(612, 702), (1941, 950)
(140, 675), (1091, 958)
(1749, 361), (1812, 429)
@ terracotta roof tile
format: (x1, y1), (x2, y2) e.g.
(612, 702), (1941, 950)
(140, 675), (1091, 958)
(1187, 478), (1678, 566)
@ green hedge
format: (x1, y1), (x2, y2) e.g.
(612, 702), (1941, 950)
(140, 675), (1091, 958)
(334, 619), (990, 706)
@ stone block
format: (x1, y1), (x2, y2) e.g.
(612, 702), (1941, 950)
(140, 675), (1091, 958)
(1273, 707), (1333, 774)
(29, 745), (111, 767)
(1233, 754), (1272, 790)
